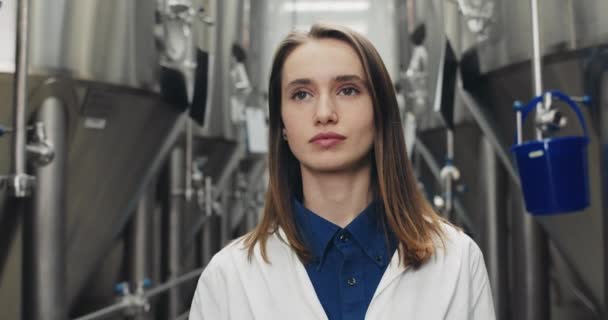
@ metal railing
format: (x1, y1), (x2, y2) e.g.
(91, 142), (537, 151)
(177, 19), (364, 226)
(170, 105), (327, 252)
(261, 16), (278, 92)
(72, 267), (206, 320)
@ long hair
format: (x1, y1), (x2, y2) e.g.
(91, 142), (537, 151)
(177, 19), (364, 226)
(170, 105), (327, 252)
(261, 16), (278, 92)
(244, 23), (447, 268)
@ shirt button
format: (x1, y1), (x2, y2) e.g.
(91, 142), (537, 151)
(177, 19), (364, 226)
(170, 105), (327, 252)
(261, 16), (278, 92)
(347, 277), (357, 286)
(375, 255), (383, 263)
(339, 233), (349, 242)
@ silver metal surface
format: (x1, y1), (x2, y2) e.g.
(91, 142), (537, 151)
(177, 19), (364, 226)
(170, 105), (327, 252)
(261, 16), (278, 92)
(510, 184), (550, 320)
(414, 137), (474, 233)
(529, 0), (542, 98)
(219, 180), (232, 248)
(186, 119), (194, 201)
(158, 0), (199, 103)
(168, 146), (185, 319)
(475, 53), (604, 318)
(198, 0), (239, 139)
(516, 4), (548, 316)
(0, 0), (163, 90)
(127, 181), (157, 320)
(549, 242), (604, 319)
(478, 136), (508, 320)
(65, 90), (186, 307)
(529, 0), (544, 140)
(248, 0), (399, 93)
(473, 0), (608, 73)
(26, 122), (55, 167)
(6, 0), (34, 197)
(144, 267), (204, 299)
(22, 97), (67, 320)
(12, 0), (29, 176)
(515, 202), (550, 320)
(403, 0), (448, 130)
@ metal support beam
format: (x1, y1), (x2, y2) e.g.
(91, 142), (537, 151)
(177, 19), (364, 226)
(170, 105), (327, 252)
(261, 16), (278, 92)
(11, 0), (30, 184)
(126, 180), (157, 320)
(167, 146), (185, 318)
(479, 136), (508, 320)
(511, 188), (550, 320)
(22, 97), (67, 320)
(530, 0), (545, 140)
(3, 0), (36, 197)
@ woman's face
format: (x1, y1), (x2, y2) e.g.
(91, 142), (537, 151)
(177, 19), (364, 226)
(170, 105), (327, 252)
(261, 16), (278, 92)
(281, 38), (375, 173)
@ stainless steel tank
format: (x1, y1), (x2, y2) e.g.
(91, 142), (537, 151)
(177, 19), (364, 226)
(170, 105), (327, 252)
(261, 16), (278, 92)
(0, 0), (210, 318)
(432, 0), (608, 319)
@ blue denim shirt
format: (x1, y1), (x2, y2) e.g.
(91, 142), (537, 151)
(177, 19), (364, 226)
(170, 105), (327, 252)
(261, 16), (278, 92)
(292, 198), (397, 320)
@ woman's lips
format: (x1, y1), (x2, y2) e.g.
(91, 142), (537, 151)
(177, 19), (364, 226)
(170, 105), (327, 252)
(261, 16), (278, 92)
(310, 132), (346, 148)
(312, 138), (344, 148)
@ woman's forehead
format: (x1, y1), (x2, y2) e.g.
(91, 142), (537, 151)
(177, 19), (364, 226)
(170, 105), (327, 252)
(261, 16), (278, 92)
(281, 38), (367, 86)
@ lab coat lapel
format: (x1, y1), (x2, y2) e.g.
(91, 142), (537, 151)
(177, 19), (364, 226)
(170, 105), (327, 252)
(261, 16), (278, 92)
(371, 248), (408, 301)
(277, 228), (328, 320)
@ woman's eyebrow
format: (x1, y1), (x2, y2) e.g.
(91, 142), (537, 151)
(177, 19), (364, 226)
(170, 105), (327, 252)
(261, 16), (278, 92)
(284, 75), (367, 90)
(285, 78), (312, 89)
(334, 74), (366, 83)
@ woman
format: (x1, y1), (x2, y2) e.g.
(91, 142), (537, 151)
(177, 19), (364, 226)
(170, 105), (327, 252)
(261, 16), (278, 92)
(189, 23), (495, 320)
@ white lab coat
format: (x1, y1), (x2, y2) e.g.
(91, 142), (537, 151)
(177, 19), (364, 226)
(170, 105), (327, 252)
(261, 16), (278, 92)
(189, 223), (496, 320)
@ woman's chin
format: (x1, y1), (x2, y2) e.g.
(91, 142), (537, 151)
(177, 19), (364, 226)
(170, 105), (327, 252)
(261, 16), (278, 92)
(301, 157), (370, 174)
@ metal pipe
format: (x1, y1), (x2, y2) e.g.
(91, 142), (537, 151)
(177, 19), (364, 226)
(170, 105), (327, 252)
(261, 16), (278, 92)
(12, 0), (30, 178)
(511, 188), (549, 320)
(145, 267), (205, 299)
(414, 138), (475, 234)
(530, 0), (543, 98)
(516, 2), (550, 317)
(72, 301), (128, 320)
(517, 108), (523, 145)
(71, 267), (205, 320)
(200, 175), (217, 265)
(23, 97), (67, 320)
(479, 136), (508, 320)
(219, 184), (232, 247)
(444, 129), (455, 217)
(127, 180), (156, 320)
(530, 0), (544, 140)
(446, 128), (454, 160)
(185, 119), (193, 201)
(168, 146), (185, 318)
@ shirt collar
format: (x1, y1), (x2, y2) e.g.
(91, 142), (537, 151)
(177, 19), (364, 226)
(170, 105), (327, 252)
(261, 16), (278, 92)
(292, 198), (339, 264)
(292, 198), (393, 268)
(345, 201), (393, 267)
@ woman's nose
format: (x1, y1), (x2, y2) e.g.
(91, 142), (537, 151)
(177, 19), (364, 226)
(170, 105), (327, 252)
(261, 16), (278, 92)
(314, 94), (338, 125)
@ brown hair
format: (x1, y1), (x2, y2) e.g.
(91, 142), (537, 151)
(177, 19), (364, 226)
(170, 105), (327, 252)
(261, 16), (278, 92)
(244, 23), (447, 268)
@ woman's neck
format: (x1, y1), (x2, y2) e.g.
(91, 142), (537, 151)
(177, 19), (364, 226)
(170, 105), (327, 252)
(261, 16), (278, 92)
(300, 163), (373, 228)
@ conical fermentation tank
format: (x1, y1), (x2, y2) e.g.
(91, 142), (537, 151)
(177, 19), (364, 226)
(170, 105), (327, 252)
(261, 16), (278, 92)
(0, 0), (210, 315)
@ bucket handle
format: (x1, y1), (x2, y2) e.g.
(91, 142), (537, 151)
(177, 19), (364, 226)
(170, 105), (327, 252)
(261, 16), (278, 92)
(515, 90), (589, 143)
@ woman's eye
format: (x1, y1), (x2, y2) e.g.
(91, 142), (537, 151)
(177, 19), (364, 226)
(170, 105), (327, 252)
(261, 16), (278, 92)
(292, 91), (310, 101)
(339, 87), (360, 96)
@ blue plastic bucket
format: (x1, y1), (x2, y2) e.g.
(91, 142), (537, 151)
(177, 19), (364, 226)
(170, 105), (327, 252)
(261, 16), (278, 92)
(511, 90), (590, 215)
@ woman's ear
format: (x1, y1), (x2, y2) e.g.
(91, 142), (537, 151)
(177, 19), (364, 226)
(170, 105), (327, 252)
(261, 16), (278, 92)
(282, 128), (288, 140)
